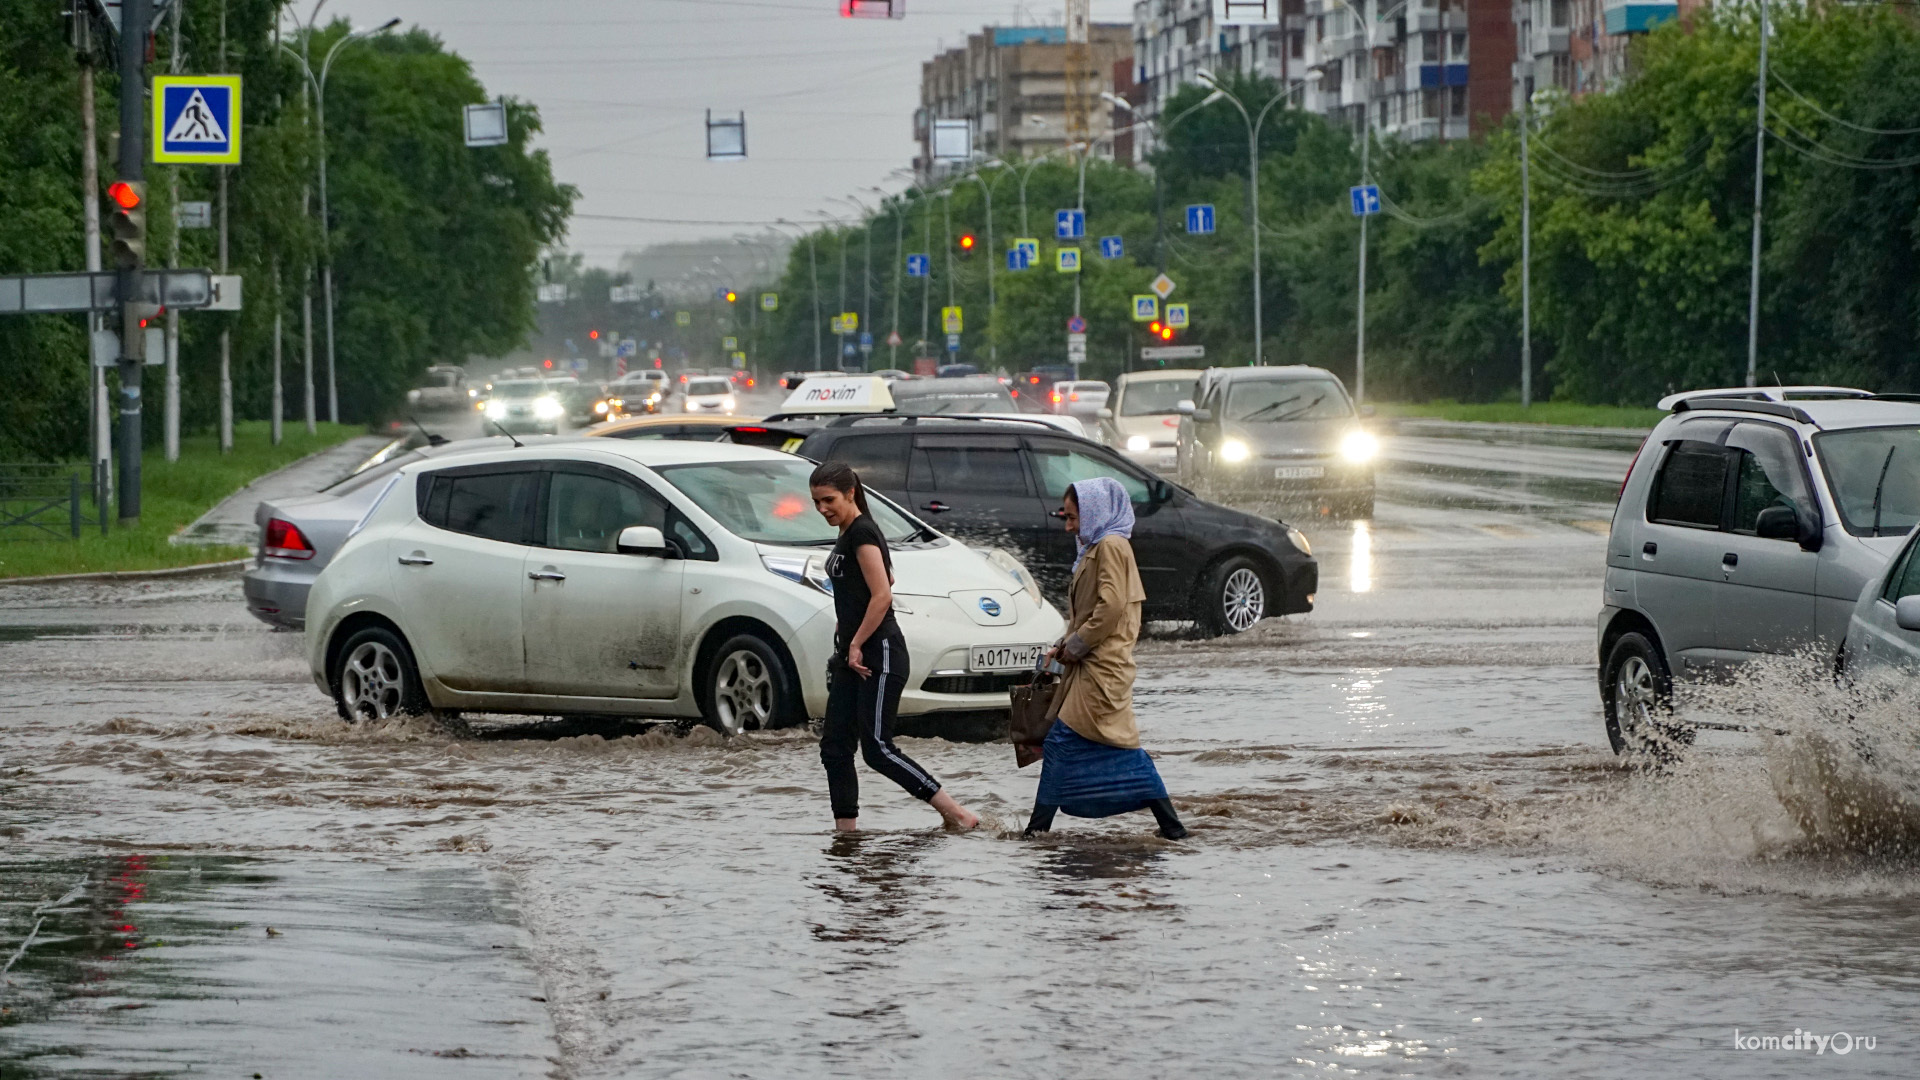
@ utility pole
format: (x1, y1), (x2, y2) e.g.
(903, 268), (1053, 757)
(1746, 0), (1769, 388)
(861, 212), (872, 371)
(75, 3), (110, 507)
(114, 0), (152, 525)
(919, 197), (931, 363)
(163, 0), (182, 463)
(218, 0), (232, 451)
(271, 260), (283, 444)
(808, 233), (821, 367)
(1520, 92), (1532, 410)
(890, 194), (907, 367)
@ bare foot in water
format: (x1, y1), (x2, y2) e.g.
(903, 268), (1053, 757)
(929, 790), (979, 830)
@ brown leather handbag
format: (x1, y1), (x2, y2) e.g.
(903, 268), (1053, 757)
(1009, 673), (1058, 768)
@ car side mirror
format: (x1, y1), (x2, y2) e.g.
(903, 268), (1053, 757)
(1192, 408), (1213, 423)
(1898, 595), (1920, 633)
(1097, 406), (1113, 420)
(617, 525), (675, 557)
(1176, 399), (1195, 416)
(1150, 479), (1174, 504)
(1755, 505), (1799, 540)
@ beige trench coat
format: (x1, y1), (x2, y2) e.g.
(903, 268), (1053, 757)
(1045, 533), (1148, 749)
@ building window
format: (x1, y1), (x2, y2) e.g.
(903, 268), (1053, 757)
(1550, 0), (1569, 28)
(1423, 88), (1442, 118)
(1291, 31), (1304, 59)
(1552, 53), (1572, 89)
(1423, 32), (1438, 61)
(1315, 15), (1324, 41)
(1449, 85), (1466, 116)
(1451, 31), (1466, 59)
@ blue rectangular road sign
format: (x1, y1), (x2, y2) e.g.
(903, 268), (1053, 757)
(946, 333), (962, 353)
(1055, 209), (1085, 240)
(1350, 185), (1381, 216)
(1185, 204), (1215, 235)
(1006, 248), (1031, 271)
(906, 253), (930, 277)
(859, 331), (873, 346)
(153, 76), (241, 165)
(1099, 236), (1124, 259)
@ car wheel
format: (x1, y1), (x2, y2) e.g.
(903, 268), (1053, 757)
(1197, 555), (1269, 637)
(332, 625), (429, 723)
(1601, 631), (1693, 760)
(701, 633), (797, 736)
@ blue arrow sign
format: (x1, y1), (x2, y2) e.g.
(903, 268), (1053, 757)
(1055, 208), (1085, 240)
(1350, 185), (1381, 216)
(1006, 248), (1031, 271)
(906, 253), (930, 277)
(1185, 204), (1215, 235)
(1099, 236), (1124, 259)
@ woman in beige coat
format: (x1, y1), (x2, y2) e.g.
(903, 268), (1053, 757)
(1025, 477), (1187, 840)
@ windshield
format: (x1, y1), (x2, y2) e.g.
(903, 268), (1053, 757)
(1815, 426), (1920, 536)
(1121, 378), (1199, 417)
(1224, 377), (1352, 423)
(426, 371), (459, 388)
(687, 378), (731, 396)
(493, 380), (550, 400)
(655, 459), (923, 545)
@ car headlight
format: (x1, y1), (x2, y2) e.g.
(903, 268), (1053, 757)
(1126, 435), (1151, 453)
(1286, 526), (1312, 557)
(533, 395), (564, 420)
(761, 552), (833, 594)
(468, 388), (478, 397)
(484, 400), (506, 419)
(722, 395), (736, 410)
(984, 547), (1044, 607)
(1220, 438), (1251, 464)
(594, 400), (610, 415)
(1340, 429), (1379, 464)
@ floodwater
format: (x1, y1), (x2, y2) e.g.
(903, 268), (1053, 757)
(3, 423), (1915, 1077)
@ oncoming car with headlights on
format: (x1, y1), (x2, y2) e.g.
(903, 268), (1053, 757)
(303, 439), (1065, 735)
(483, 378), (568, 435)
(1175, 366), (1377, 518)
(683, 376), (738, 415)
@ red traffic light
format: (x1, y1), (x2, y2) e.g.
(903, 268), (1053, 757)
(588, 329), (600, 340)
(1148, 320), (1162, 335)
(958, 234), (977, 251)
(543, 358), (554, 368)
(107, 181), (141, 210)
(1159, 325), (1175, 341)
(724, 290), (739, 303)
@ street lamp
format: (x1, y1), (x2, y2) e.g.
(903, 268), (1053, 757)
(281, 9), (401, 424)
(962, 162), (1006, 365)
(1328, 0), (1410, 402)
(774, 218), (823, 367)
(832, 194), (877, 369)
(1194, 68), (1306, 369)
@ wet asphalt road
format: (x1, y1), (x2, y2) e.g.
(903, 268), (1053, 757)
(4, 421), (1918, 1078)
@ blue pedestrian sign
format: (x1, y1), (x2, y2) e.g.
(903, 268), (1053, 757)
(906, 253), (930, 277)
(1055, 209), (1085, 240)
(1006, 247), (1031, 271)
(152, 75), (242, 165)
(1184, 204), (1215, 235)
(1350, 185), (1382, 216)
(1099, 236), (1124, 260)
(859, 331), (873, 347)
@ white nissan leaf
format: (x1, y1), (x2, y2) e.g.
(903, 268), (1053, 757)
(304, 438), (1064, 734)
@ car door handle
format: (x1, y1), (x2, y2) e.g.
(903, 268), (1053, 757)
(1642, 542), (1657, 556)
(397, 553), (433, 566)
(1722, 552), (1739, 568)
(528, 569), (567, 581)
(919, 501), (951, 514)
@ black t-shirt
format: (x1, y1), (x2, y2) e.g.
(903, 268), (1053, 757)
(826, 513), (899, 652)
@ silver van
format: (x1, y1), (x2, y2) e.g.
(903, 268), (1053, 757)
(1599, 388), (1920, 754)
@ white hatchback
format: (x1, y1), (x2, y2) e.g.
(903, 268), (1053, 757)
(682, 376), (736, 415)
(305, 439), (1063, 733)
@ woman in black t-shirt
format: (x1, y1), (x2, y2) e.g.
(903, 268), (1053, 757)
(809, 461), (978, 833)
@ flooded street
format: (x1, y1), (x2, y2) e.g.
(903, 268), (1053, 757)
(4, 423), (1914, 1077)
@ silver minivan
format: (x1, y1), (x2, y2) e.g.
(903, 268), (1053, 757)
(1841, 523), (1920, 683)
(1599, 389), (1920, 754)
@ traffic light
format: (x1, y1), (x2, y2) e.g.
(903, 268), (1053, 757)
(107, 180), (146, 268)
(724, 289), (739, 303)
(957, 233), (977, 253)
(1147, 320), (1175, 342)
(588, 329), (600, 340)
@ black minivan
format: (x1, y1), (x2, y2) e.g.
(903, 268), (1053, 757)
(785, 417), (1317, 635)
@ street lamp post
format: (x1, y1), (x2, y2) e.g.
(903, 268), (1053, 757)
(282, 10), (400, 425)
(1194, 71), (1305, 368)
(775, 218), (823, 367)
(963, 162), (1005, 365)
(1332, 0), (1409, 402)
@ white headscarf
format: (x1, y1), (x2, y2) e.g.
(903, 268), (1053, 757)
(1071, 477), (1135, 571)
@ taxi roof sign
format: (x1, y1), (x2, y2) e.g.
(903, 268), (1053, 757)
(781, 375), (895, 414)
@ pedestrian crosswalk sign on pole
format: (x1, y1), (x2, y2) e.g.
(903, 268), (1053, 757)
(1014, 237), (1039, 263)
(675, 311), (691, 327)
(761, 292), (778, 311)
(942, 306), (963, 334)
(1165, 303), (1189, 328)
(1057, 248), (1081, 273)
(1132, 295), (1158, 321)
(153, 76), (242, 164)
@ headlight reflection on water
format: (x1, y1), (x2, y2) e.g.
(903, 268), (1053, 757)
(1349, 520), (1372, 594)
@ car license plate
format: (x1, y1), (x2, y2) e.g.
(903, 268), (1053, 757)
(969, 643), (1045, 672)
(1273, 465), (1325, 479)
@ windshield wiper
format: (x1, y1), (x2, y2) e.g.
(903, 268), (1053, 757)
(1236, 394), (1305, 422)
(1872, 445), (1897, 537)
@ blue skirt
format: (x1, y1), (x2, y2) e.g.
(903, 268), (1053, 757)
(1035, 719), (1169, 819)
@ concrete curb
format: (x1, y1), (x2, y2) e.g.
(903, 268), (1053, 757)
(0, 558), (249, 586)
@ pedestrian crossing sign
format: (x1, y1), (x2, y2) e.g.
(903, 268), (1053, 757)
(152, 76), (242, 165)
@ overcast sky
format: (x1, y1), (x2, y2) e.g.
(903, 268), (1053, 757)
(322, 0), (1141, 266)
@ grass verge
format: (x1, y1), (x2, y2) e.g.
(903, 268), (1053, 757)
(0, 421), (365, 580)
(1374, 400), (1665, 430)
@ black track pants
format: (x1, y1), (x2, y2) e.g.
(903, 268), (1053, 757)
(821, 632), (941, 820)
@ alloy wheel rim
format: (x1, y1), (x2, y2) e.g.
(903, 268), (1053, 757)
(713, 649), (772, 735)
(342, 641), (405, 721)
(1615, 655), (1656, 736)
(1222, 567), (1265, 632)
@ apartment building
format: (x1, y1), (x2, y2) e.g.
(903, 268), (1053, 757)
(1513, 0), (1694, 106)
(914, 24), (1134, 181)
(1130, 0), (1515, 158)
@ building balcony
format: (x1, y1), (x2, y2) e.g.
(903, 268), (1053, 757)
(1530, 27), (1570, 55)
(1602, 0), (1678, 34)
(1417, 63), (1469, 88)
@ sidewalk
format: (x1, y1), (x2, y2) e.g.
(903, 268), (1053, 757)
(170, 435), (396, 547)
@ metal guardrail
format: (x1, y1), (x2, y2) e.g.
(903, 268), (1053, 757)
(0, 463), (110, 539)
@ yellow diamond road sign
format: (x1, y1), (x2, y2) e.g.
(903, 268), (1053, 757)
(153, 75), (242, 165)
(1150, 273), (1177, 300)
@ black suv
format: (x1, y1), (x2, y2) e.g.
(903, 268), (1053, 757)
(785, 417), (1317, 635)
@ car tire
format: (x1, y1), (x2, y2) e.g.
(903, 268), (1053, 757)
(1601, 631), (1694, 760)
(700, 633), (799, 736)
(1197, 555), (1270, 637)
(332, 625), (429, 723)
